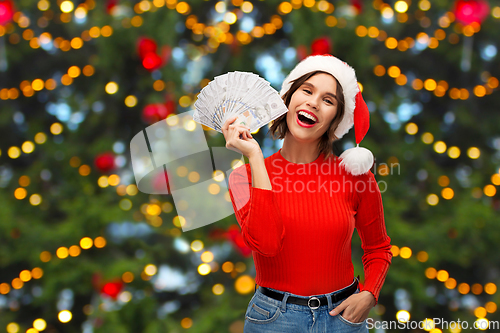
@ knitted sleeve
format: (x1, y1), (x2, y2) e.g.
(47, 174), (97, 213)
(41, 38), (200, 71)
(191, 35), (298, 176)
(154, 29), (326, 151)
(353, 171), (392, 304)
(228, 164), (285, 257)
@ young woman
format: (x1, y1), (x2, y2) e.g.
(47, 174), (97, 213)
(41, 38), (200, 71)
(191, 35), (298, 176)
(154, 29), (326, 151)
(222, 54), (392, 332)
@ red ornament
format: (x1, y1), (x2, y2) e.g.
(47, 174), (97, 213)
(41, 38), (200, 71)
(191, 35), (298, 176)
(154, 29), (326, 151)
(310, 37), (332, 56)
(94, 152), (116, 173)
(350, 0), (363, 14)
(142, 101), (176, 124)
(226, 224), (252, 257)
(142, 53), (163, 71)
(137, 37), (158, 59)
(101, 281), (123, 299)
(106, 0), (118, 14)
(454, 0), (490, 25)
(0, 0), (15, 25)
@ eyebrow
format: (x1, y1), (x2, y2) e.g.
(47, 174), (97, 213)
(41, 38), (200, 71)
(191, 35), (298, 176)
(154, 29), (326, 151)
(301, 82), (338, 100)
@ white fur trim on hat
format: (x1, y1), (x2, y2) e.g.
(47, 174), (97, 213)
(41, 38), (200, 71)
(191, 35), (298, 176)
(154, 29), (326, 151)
(279, 55), (359, 140)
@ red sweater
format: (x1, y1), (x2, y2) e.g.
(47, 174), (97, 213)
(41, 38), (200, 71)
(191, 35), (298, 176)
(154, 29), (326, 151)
(228, 149), (392, 303)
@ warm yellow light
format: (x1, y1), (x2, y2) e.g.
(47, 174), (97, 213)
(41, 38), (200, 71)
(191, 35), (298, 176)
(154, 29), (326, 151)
(105, 82), (118, 94)
(82, 65), (95, 76)
(172, 215), (186, 228)
(441, 188), (454, 200)
(387, 66), (400, 78)
(94, 236), (106, 248)
(80, 237), (93, 249)
(417, 251), (428, 262)
(433, 141), (446, 153)
(445, 277), (457, 289)
(484, 184), (496, 197)
(394, 1), (408, 13)
(101, 26), (113, 37)
(201, 251), (214, 263)
(58, 310), (72, 323)
(8, 146), (21, 159)
(467, 147), (480, 159)
(475, 318), (489, 331)
(122, 272), (134, 283)
(381, 6), (394, 19)
(22, 141), (35, 153)
(436, 270), (449, 282)
(399, 246), (412, 259)
(33, 319), (47, 331)
(458, 282), (470, 294)
(224, 12), (237, 24)
(191, 240), (204, 252)
(146, 204), (161, 216)
(68, 245), (81, 257)
(75, 7), (87, 19)
(405, 122), (418, 135)
(32, 78), (44, 91)
(208, 183), (221, 195)
(6, 322), (20, 333)
(447, 146), (461, 159)
(19, 270), (32, 282)
(31, 267), (43, 279)
(108, 174), (120, 186)
(215, 1), (226, 13)
(390, 245), (400, 256)
(235, 275), (254, 294)
(14, 188), (27, 200)
(68, 66), (81, 78)
(419, 0), (431, 11)
(396, 310), (410, 323)
(474, 307), (487, 318)
(50, 122), (63, 135)
(56, 247), (69, 259)
(241, 1), (253, 13)
(485, 301), (497, 313)
(412, 78), (424, 90)
(60, 1), (74, 13)
(181, 318), (193, 329)
(144, 264), (158, 276)
(176, 2), (190, 14)
(40, 251), (52, 262)
(426, 267), (438, 279)
(213, 283), (224, 295)
(427, 194), (439, 206)
(279, 2), (293, 14)
(484, 282), (497, 295)
(198, 263), (211, 275)
(38, 0), (50, 11)
(29, 194), (42, 206)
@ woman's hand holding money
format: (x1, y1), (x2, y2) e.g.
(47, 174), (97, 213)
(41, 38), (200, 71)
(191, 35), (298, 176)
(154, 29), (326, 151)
(222, 115), (262, 159)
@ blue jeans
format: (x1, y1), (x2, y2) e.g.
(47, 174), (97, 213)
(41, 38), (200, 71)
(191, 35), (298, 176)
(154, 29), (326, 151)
(244, 280), (368, 333)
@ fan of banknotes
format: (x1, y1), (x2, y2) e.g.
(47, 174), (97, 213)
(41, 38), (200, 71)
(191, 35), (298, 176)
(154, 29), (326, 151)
(193, 71), (289, 133)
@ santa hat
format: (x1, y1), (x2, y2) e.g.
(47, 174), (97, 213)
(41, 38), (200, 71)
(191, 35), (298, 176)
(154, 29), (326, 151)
(279, 54), (373, 176)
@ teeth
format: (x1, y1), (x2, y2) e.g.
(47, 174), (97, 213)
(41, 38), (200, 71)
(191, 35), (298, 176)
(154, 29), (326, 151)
(298, 111), (317, 123)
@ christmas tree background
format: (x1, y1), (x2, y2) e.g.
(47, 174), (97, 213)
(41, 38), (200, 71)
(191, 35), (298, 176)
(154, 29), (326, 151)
(1, 0), (499, 332)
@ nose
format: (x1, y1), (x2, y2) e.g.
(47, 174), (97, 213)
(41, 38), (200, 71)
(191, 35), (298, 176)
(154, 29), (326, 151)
(306, 96), (319, 110)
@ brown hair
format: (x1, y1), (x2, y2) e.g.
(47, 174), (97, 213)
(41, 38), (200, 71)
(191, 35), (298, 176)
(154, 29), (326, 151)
(268, 70), (345, 160)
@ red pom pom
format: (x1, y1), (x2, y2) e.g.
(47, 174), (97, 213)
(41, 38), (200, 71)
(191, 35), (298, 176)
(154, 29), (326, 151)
(94, 152), (116, 173)
(0, 0), (15, 25)
(311, 37), (332, 56)
(454, 0), (489, 25)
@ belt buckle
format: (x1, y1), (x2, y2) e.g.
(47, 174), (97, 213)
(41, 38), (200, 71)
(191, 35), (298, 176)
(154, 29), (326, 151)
(308, 296), (320, 310)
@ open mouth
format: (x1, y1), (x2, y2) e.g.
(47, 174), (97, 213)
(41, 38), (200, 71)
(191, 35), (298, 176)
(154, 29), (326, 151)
(298, 113), (316, 125)
(297, 111), (318, 126)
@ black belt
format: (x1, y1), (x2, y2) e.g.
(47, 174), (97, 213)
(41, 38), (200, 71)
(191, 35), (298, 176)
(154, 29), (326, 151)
(258, 276), (359, 310)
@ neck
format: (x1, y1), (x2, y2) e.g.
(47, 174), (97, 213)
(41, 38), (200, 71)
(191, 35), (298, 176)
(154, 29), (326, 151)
(280, 134), (321, 164)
